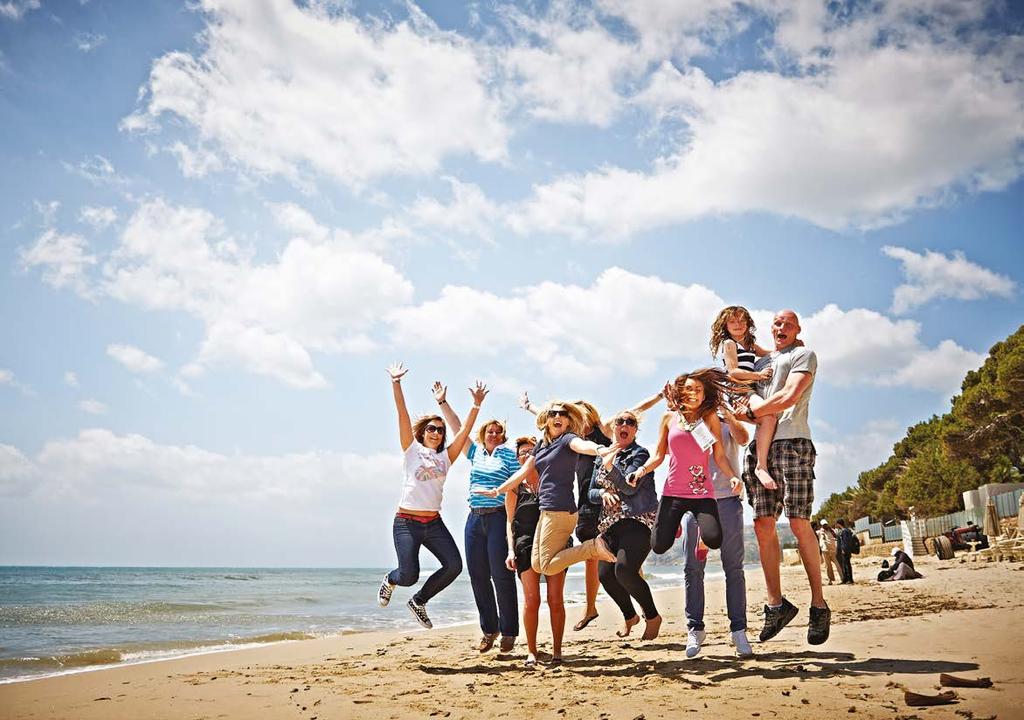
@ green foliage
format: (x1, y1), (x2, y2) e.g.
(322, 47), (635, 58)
(815, 324), (1024, 523)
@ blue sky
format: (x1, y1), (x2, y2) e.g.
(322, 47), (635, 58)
(1, 0), (1021, 566)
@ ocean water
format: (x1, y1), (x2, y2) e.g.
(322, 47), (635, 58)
(0, 564), (719, 683)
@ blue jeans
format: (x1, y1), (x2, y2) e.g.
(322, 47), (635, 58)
(465, 508), (519, 637)
(388, 516), (463, 605)
(682, 495), (747, 632)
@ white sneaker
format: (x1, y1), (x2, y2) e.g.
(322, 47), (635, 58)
(685, 628), (706, 658)
(731, 630), (753, 658)
(377, 575), (395, 607)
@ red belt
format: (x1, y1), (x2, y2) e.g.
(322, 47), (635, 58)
(396, 512), (439, 523)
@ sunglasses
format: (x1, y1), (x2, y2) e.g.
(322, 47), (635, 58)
(548, 409), (569, 418)
(614, 417), (637, 427)
(424, 425), (445, 435)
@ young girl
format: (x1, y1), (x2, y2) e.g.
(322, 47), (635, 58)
(378, 363), (487, 630)
(640, 369), (745, 657)
(710, 306), (778, 490)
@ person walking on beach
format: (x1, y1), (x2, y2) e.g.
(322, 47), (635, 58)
(736, 310), (831, 645)
(835, 519), (856, 585)
(680, 405), (754, 658)
(817, 519), (840, 585)
(586, 410), (662, 641)
(377, 364), (487, 630)
(504, 436), (568, 668)
(518, 392), (664, 632)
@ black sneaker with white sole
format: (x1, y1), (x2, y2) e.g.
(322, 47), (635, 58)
(759, 597), (799, 642)
(378, 575), (395, 607)
(807, 603), (831, 645)
(407, 598), (433, 629)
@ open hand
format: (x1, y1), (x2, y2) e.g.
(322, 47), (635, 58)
(519, 391), (531, 410)
(662, 381), (678, 411)
(432, 381), (447, 404)
(386, 362), (408, 382)
(601, 490), (620, 511)
(469, 381), (489, 406)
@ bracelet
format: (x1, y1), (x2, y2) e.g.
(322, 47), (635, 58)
(439, 400), (448, 405)
(745, 407), (756, 421)
(472, 404), (482, 409)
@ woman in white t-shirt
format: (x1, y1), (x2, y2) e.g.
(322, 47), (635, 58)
(377, 363), (488, 630)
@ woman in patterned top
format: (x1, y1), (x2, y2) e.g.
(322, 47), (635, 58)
(586, 410), (662, 640)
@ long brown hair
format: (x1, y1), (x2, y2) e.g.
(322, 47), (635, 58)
(536, 401), (585, 443)
(412, 414), (446, 452)
(710, 306), (757, 358)
(667, 368), (741, 421)
(573, 400), (602, 434)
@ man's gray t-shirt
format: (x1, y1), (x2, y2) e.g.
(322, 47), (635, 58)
(709, 422), (742, 500)
(761, 344), (816, 441)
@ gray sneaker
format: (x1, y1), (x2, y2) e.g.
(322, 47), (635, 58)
(807, 604), (831, 645)
(377, 575), (395, 607)
(759, 597), (798, 642)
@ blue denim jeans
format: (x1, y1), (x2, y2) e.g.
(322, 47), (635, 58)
(465, 508), (519, 637)
(682, 495), (747, 632)
(387, 515), (463, 605)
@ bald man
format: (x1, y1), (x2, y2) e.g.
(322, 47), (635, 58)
(740, 309), (830, 645)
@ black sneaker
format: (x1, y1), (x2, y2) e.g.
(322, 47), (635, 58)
(407, 598), (433, 629)
(759, 598), (799, 642)
(807, 603), (831, 645)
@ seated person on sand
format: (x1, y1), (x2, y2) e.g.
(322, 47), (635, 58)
(878, 547), (923, 582)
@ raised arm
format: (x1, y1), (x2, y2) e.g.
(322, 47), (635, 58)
(724, 339), (772, 383)
(705, 413), (742, 493)
(599, 391), (664, 436)
(749, 370), (813, 419)
(568, 437), (615, 456)
(447, 382), (488, 464)
(433, 381), (462, 436)
(387, 363), (414, 451)
(635, 413), (671, 478)
(519, 390), (539, 416)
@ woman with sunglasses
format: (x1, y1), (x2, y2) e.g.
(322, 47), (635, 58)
(518, 391), (664, 632)
(377, 363), (488, 630)
(587, 410), (662, 640)
(503, 436), (569, 668)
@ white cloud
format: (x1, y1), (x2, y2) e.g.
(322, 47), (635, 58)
(101, 198), (412, 388)
(0, 0), (40, 21)
(812, 419), (903, 506)
(167, 141), (222, 178)
(406, 177), (503, 243)
(801, 304), (984, 394)
(63, 154), (126, 187)
(78, 205), (118, 230)
(0, 429), (424, 564)
(501, 6), (643, 127)
(510, 3), (1024, 238)
(883, 246), (1016, 314)
(18, 229), (97, 297)
(106, 343), (165, 374)
(64, 371), (79, 388)
(124, 0), (508, 190)
(73, 32), (106, 52)
(78, 399), (108, 415)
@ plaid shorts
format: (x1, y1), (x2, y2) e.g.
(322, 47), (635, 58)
(743, 438), (816, 520)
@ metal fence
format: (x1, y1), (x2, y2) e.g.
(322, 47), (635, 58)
(851, 487), (1023, 542)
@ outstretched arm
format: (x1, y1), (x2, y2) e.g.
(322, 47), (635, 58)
(447, 382), (488, 464)
(748, 371), (813, 419)
(519, 391), (539, 416)
(387, 363), (414, 451)
(478, 456), (538, 497)
(634, 413), (671, 479)
(599, 391), (664, 436)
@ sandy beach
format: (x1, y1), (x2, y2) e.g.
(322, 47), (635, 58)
(2, 554), (1022, 720)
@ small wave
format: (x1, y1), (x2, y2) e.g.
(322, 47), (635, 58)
(222, 574), (261, 581)
(0, 601), (232, 626)
(0, 649), (122, 672)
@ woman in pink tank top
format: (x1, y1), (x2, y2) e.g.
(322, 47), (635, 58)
(631, 369), (744, 558)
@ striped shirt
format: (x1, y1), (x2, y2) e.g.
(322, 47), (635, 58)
(732, 340), (756, 372)
(467, 442), (520, 509)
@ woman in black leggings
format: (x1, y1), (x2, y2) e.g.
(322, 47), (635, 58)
(587, 410), (662, 640)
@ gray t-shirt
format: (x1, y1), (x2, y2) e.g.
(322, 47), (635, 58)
(709, 422), (742, 500)
(761, 344), (816, 441)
